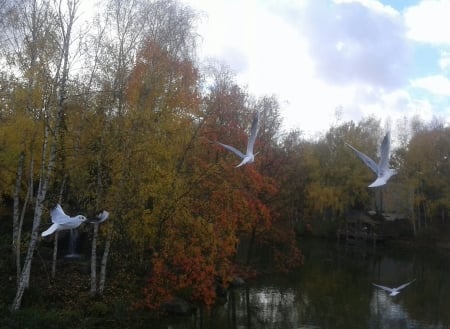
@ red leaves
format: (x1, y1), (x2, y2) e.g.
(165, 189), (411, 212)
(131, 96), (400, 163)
(142, 218), (224, 310)
(139, 62), (301, 312)
(142, 258), (174, 311)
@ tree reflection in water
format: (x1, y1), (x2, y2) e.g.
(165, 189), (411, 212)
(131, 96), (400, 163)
(148, 239), (450, 329)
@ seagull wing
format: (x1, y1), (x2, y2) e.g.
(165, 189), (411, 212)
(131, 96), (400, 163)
(346, 143), (379, 175)
(97, 210), (109, 223)
(87, 210), (110, 224)
(396, 279), (416, 291)
(372, 283), (394, 293)
(216, 141), (246, 159)
(41, 224), (59, 237)
(378, 131), (391, 171)
(368, 177), (388, 188)
(50, 204), (70, 224)
(246, 111), (260, 155)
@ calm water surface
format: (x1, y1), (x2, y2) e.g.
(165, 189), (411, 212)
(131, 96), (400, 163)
(150, 239), (450, 329)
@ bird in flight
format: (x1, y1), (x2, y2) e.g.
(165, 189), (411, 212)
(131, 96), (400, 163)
(372, 279), (416, 296)
(41, 204), (87, 237)
(216, 111), (261, 167)
(87, 210), (109, 224)
(346, 131), (397, 187)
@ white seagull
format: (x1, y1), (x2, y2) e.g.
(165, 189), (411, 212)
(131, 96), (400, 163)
(346, 131), (397, 187)
(41, 204), (87, 237)
(87, 210), (109, 224)
(216, 111), (261, 167)
(372, 279), (416, 296)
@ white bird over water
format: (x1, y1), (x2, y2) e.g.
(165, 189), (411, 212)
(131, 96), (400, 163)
(41, 204), (87, 237)
(216, 111), (261, 167)
(346, 131), (397, 187)
(372, 279), (416, 296)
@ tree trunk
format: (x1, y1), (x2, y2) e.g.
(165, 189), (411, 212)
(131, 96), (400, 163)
(13, 152), (25, 283)
(12, 152), (25, 257)
(91, 146), (109, 296)
(51, 177), (66, 279)
(98, 232), (112, 295)
(51, 232), (59, 279)
(11, 120), (53, 311)
(90, 223), (99, 296)
(16, 153), (34, 284)
(409, 188), (416, 236)
(245, 227), (256, 267)
(11, 195), (48, 311)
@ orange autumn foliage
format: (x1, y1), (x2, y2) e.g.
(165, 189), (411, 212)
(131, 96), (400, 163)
(137, 59), (301, 311)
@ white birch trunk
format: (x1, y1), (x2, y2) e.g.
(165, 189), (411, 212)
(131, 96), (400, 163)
(11, 122), (52, 311)
(11, 195), (48, 310)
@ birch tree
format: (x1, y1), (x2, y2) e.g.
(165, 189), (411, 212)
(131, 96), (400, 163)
(8, 0), (81, 311)
(86, 0), (144, 296)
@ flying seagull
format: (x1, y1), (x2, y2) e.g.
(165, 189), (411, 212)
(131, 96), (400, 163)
(216, 111), (261, 167)
(372, 279), (416, 296)
(87, 210), (109, 224)
(41, 204), (87, 237)
(346, 131), (397, 187)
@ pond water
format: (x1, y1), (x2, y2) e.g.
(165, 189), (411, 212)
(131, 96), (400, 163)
(149, 239), (450, 329)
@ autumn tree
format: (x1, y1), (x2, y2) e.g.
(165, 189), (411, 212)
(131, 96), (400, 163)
(60, 0), (201, 297)
(139, 61), (292, 309)
(313, 119), (380, 218)
(401, 122), (450, 234)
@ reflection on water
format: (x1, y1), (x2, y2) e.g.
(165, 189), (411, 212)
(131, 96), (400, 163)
(149, 239), (450, 329)
(370, 290), (416, 328)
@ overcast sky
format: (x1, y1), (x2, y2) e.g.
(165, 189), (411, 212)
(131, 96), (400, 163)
(183, 0), (450, 136)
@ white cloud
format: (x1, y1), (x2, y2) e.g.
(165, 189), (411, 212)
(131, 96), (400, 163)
(365, 89), (435, 121)
(284, 0), (412, 90)
(411, 75), (450, 96)
(405, 0), (450, 45)
(185, 0), (447, 135)
(218, 47), (248, 73)
(438, 51), (450, 71)
(334, 0), (399, 17)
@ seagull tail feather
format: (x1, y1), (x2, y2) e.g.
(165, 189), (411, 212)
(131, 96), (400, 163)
(41, 224), (58, 237)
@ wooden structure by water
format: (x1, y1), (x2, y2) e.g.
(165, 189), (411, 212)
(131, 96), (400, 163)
(337, 213), (387, 246)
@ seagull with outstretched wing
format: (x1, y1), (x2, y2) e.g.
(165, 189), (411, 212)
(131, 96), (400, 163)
(346, 131), (397, 187)
(216, 111), (261, 167)
(372, 279), (416, 296)
(41, 204), (87, 237)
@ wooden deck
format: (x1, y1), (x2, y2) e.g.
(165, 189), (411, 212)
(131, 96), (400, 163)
(337, 227), (388, 247)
